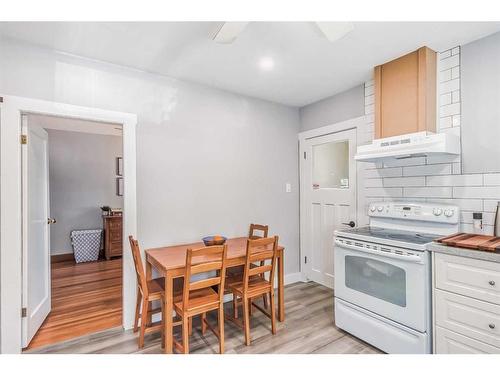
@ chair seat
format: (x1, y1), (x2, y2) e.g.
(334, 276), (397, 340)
(228, 275), (272, 297)
(174, 288), (220, 314)
(147, 277), (183, 300)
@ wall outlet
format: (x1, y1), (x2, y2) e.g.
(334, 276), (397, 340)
(285, 183), (292, 193)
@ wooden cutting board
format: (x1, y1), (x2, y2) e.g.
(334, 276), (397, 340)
(436, 233), (500, 252)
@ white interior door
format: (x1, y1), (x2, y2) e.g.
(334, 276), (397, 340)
(301, 128), (357, 288)
(21, 115), (51, 348)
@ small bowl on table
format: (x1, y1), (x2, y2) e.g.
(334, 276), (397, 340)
(202, 235), (227, 246)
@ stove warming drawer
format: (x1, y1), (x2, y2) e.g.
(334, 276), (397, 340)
(335, 298), (430, 354)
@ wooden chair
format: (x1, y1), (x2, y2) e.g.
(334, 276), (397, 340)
(227, 236), (279, 346)
(173, 244), (228, 354)
(226, 224), (270, 314)
(129, 236), (182, 348)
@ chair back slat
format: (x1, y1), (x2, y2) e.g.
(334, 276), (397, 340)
(128, 236), (148, 296)
(248, 264), (273, 277)
(248, 223), (269, 239)
(243, 236), (279, 293)
(189, 277), (221, 291)
(183, 245), (227, 310)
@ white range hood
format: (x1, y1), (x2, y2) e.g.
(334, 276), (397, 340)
(355, 131), (460, 162)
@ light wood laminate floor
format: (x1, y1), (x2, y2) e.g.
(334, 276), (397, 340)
(26, 282), (381, 354)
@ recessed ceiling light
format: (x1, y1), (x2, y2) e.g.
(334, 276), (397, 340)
(258, 57), (275, 71)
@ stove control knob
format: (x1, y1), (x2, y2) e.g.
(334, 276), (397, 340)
(444, 209), (454, 217)
(377, 206), (383, 212)
(370, 206), (376, 212)
(433, 208), (443, 216)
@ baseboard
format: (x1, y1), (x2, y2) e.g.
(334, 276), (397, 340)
(284, 272), (303, 285)
(51, 253), (74, 263)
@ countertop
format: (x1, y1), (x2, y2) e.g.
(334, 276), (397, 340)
(427, 242), (500, 263)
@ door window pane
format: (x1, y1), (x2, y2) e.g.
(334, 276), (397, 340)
(312, 140), (349, 189)
(345, 256), (407, 307)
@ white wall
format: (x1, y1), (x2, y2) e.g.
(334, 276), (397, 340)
(43, 128), (123, 255)
(299, 85), (365, 132)
(0, 36), (301, 274)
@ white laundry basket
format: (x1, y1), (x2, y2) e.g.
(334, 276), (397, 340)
(71, 229), (102, 263)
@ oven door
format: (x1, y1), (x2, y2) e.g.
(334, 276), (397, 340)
(334, 237), (430, 332)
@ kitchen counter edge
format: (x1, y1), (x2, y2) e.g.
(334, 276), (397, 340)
(426, 242), (500, 263)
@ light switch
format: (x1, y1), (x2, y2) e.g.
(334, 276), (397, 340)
(285, 183), (292, 193)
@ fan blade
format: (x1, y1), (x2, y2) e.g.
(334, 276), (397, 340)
(210, 22), (249, 44)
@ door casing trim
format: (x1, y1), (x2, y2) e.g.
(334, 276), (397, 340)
(0, 95), (137, 353)
(298, 116), (366, 285)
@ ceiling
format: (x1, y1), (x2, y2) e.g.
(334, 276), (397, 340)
(1, 22), (500, 107)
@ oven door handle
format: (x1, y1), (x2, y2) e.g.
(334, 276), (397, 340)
(335, 239), (424, 264)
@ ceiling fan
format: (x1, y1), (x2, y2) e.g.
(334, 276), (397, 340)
(210, 21), (354, 44)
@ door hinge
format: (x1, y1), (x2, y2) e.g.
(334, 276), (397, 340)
(303, 151), (306, 159)
(21, 307), (27, 318)
(304, 256), (307, 264)
(0, 96), (3, 103)
(21, 134), (27, 145)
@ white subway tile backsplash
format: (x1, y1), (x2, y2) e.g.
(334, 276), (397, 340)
(404, 186), (452, 198)
(364, 178), (384, 188)
(365, 94), (374, 105)
(363, 167), (403, 178)
(451, 47), (460, 56)
(365, 187), (403, 198)
(427, 198), (483, 211)
(451, 115), (461, 127)
(460, 211), (496, 225)
(452, 163), (462, 175)
(383, 157), (427, 168)
(461, 223), (494, 235)
(426, 154), (459, 164)
(440, 102), (460, 117)
(452, 90), (460, 103)
(484, 173), (500, 186)
(439, 116), (452, 129)
(403, 164), (452, 177)
(440, 78), (460, 94)
(451, 66), (460, 79)
(440, 93), (452, 105)
(365, 104), (374, 115)
(484, 200), (500, 212)
(440, 54), (460, 71)
(426, 174), (483, 186)
(384, 176), (426, 187)
(439, 49), (452, 59)
(439, 69), (452, 83)
(453, 186), (500, 199)
(365, 80), (374, 87)
(365, 85), (374, 96)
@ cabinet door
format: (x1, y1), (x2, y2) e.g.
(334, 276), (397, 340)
(435, 327), (500, 354)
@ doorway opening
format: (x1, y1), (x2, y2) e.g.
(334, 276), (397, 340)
(22, 113), (124, 350)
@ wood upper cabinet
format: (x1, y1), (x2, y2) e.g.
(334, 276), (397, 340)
(374, 46), (437, 139)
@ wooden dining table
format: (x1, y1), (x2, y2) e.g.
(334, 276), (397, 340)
(145, 236), (285, 354)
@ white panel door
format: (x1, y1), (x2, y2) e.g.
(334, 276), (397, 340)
(301, 128), (356, 288)
(21, 115), (51, 348)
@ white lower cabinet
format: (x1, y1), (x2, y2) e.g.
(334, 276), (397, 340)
(435, 327), (500, 354)
(433, 252), (500, 354)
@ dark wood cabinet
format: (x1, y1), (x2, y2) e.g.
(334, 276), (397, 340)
(103, 215), (122, 260)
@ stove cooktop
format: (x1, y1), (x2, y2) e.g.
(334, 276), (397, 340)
(335, 226), (440, 250)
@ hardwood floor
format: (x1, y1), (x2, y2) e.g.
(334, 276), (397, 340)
(26, 258), (122, 350)
(25, 282), (381, 354)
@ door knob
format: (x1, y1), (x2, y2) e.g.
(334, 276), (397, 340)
(342, 221), (356, 228)
(47, 218), (57, 225)
(489, 280), (496, 286)
(489, 323), (496, 329)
